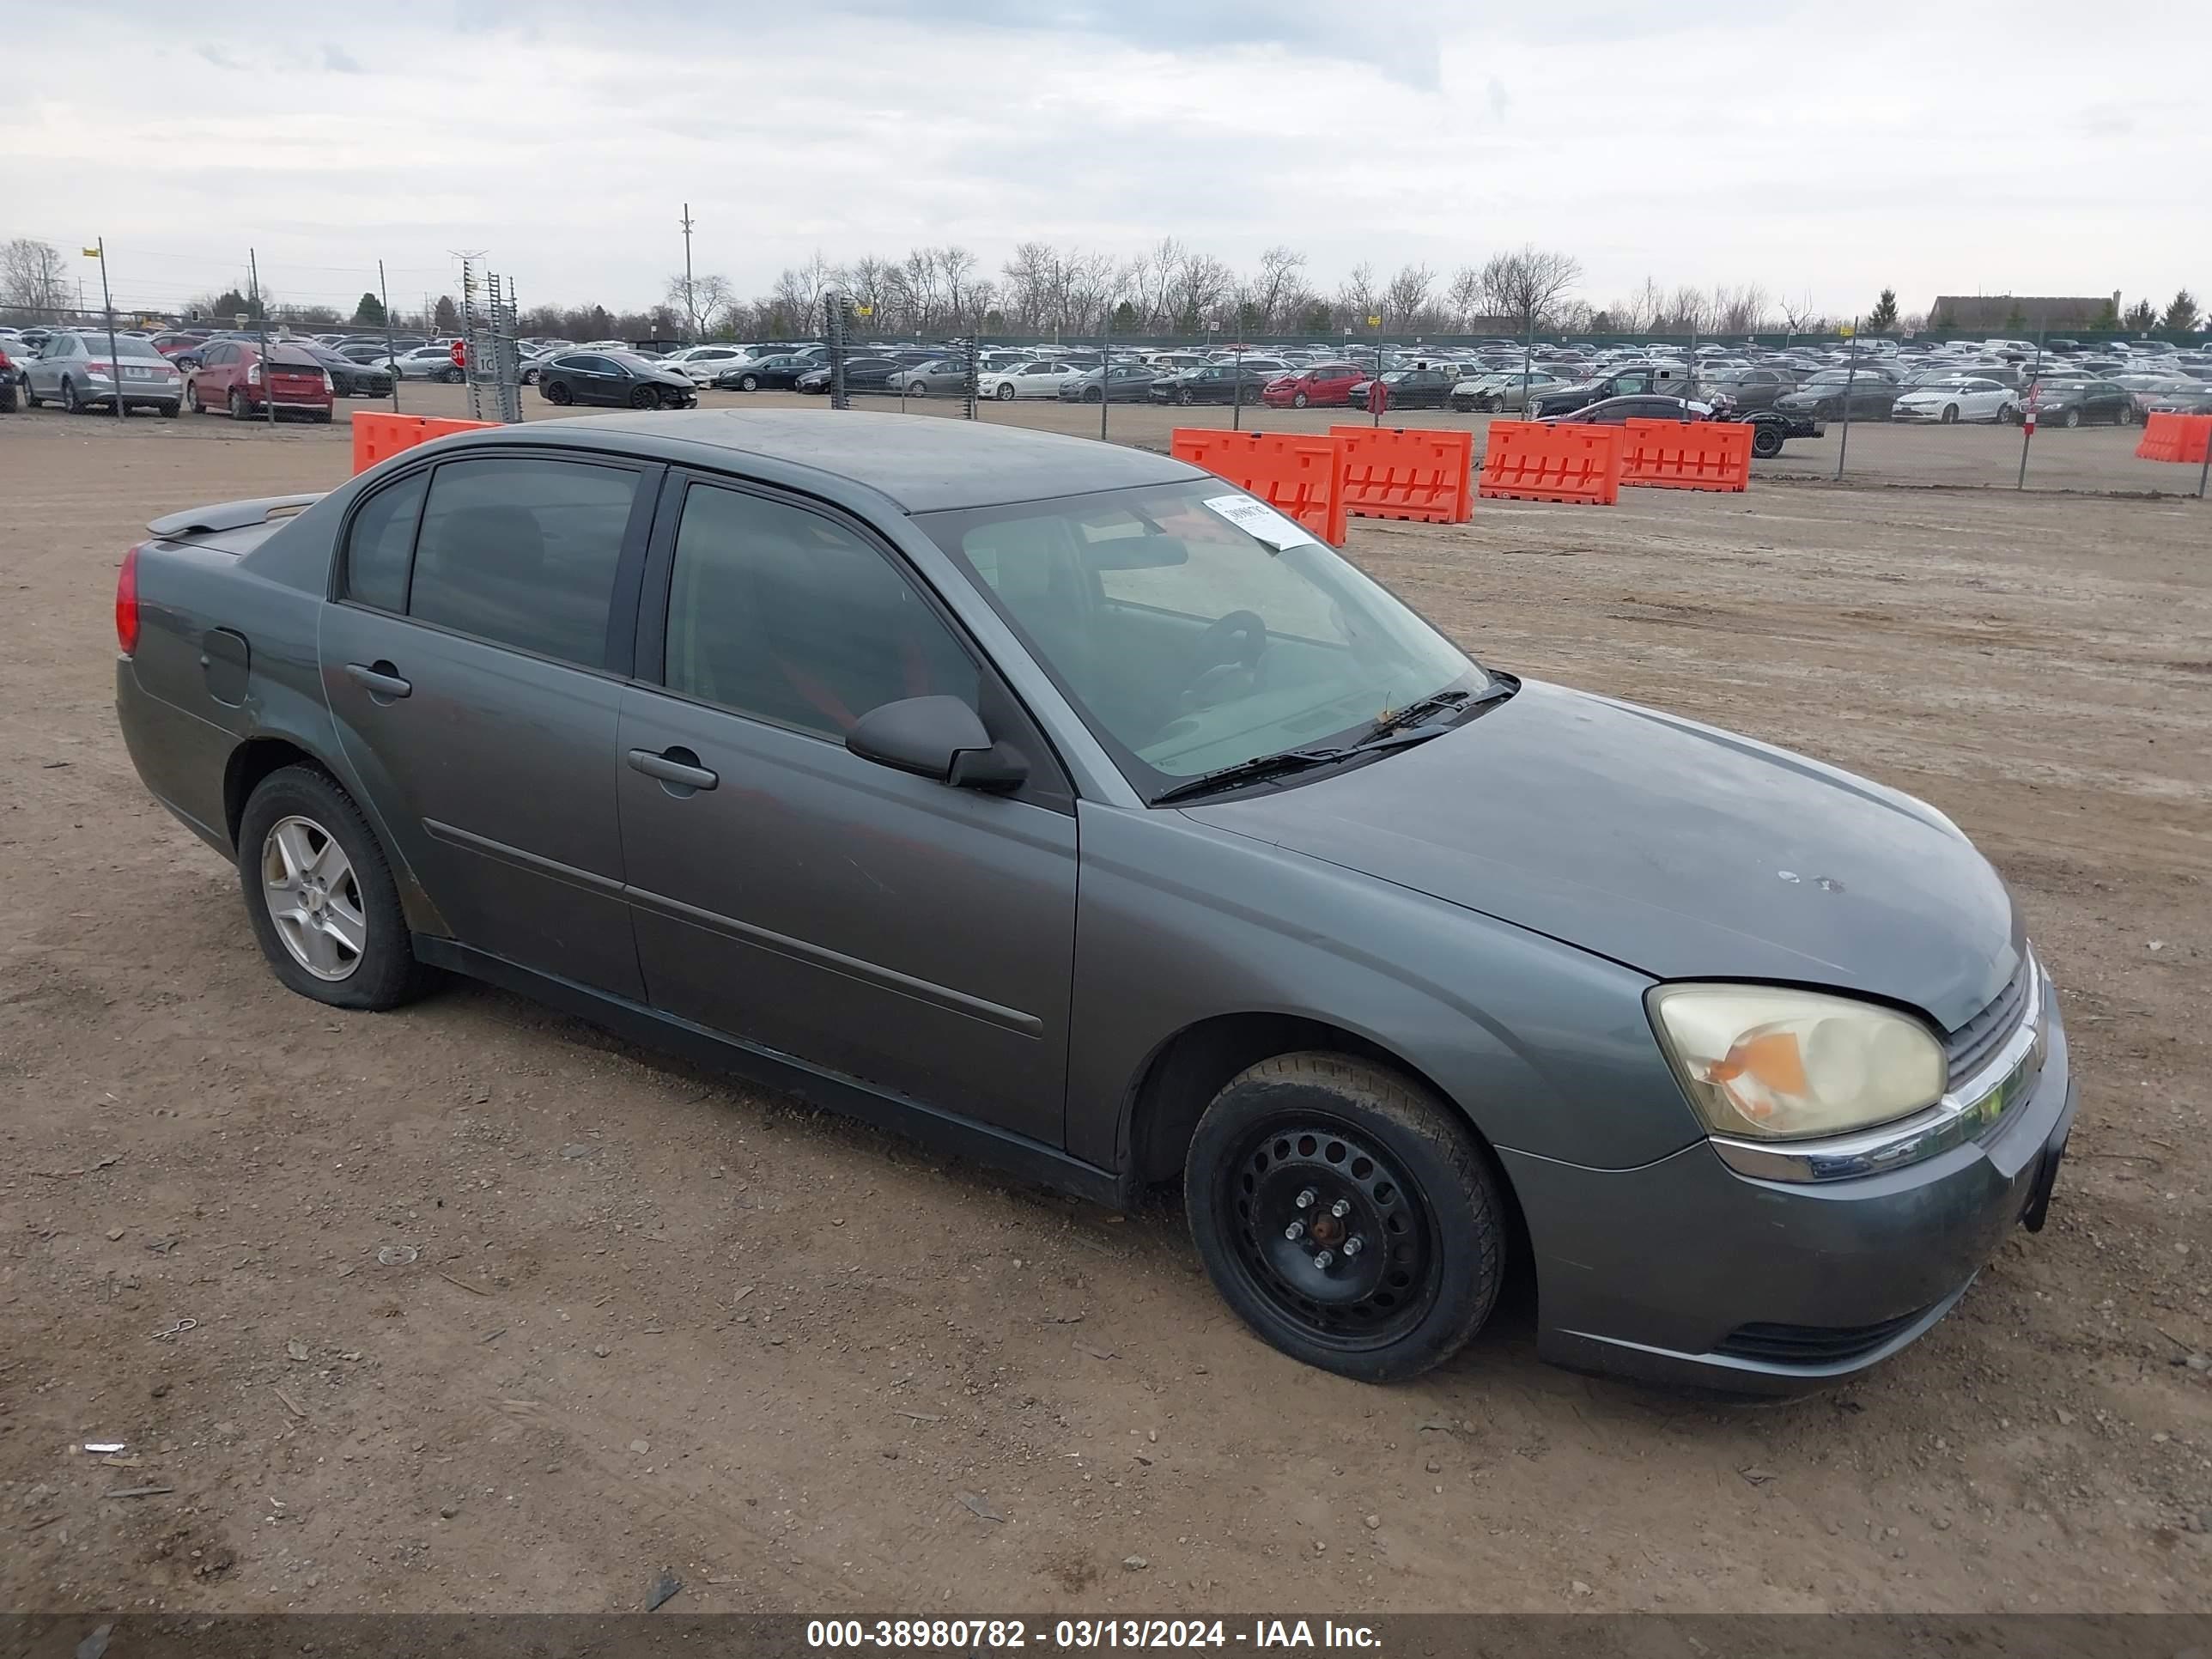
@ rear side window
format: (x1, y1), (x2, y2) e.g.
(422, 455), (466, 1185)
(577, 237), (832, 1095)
(343, 471), (428, 612)
(407, 458), (640, 669)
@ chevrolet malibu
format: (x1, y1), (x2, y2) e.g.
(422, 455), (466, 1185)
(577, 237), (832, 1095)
(113, 411), (2073, 1389)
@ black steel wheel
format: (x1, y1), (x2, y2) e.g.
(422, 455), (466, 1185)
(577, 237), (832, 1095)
(1751, 421), (1784, 459)
(1186, 1054), (1505, 1382)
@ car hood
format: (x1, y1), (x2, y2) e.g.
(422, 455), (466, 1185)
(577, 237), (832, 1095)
(1183, 679), (2020, 1032)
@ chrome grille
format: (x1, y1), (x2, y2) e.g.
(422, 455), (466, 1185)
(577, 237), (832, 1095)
(1944, 954), (2033, 1088)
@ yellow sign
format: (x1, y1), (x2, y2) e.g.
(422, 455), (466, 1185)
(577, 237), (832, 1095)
(82, 246), (101, 258)
(1366, 314), (1382, 327)
(1838, 324), (1855, 337)
(854, 304), (874, 317)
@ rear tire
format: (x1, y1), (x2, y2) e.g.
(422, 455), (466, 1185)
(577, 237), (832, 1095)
(236, 765), (431, 1012)
(442, 367), (464, 384)
(1185, 1053), (1506, 1383)
(229, 389), (249, 420)
(2118, 404), (2138, 426)
(544, 380), (573, 405)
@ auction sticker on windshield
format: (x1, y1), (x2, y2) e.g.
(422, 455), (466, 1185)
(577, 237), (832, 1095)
(1202, 494), (1317, 551)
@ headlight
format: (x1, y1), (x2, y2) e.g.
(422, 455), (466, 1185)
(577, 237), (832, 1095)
(1647, 984), (1945, 1141)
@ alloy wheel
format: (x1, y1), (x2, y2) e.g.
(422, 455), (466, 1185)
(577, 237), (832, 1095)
(260, 815), (368, 981)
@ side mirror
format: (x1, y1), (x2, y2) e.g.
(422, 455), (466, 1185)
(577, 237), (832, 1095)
(848, 696), (1027, 792)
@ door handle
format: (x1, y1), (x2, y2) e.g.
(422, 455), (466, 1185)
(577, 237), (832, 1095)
(627, 747), (718, 793)
(344, 661), (411, 700)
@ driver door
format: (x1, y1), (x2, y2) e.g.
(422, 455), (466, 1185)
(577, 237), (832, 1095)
(615, 474), (1078, 1145)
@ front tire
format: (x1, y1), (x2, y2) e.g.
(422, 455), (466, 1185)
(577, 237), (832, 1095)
(997, 383), (1016, 401)
(738, 373), (759, 392)
(1185, 1053), (1505, 1383)
(2063, 408), (2081, 428)
(629, 385), (659, 409)
(236, 765), (429, 1011)
(1940, 404), (1958, 424)
(1751, 422), (1784, 459)
(62, 378), (82, 413)
(1292, 391), (1310, 409)
(908, 381), (928, 398)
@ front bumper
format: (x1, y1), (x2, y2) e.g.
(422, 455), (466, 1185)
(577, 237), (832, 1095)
(1506, 975), (2075, 1395)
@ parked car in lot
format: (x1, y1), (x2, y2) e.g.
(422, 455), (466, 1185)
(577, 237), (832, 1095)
(981, 361), (1085, 401)
(23, 331), (185, 416)
(0, 343), (17, 412)
(1149, 362), (1289, 406)
(537, 350), (698, 410)
(1545, 394), (1716, 425)
(185, 340), (331, 421)
(656, 345), (757, 385)
(2022, 379), (2136, 428)
(1449, 370), (1576, 414)
(714, 355), (814, 392)
(1693, 366), (1796, 411)
(1058, 363), (1165, 404)
(1526, 363), (1699, 419)
(1342, 367), (1456, 410)
(1890, 377), (2021, 425)
(111, 409), (2075, 1391)
(289, 342), (395, 399)
(796, 358), (907, 395)
(1772, 371), (1902, 422)
(383, 344), (466, 383)
(896, 359), (974, 398)
(1261, 362), (1366, 409)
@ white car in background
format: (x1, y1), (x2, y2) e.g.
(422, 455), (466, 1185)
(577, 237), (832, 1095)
(976, 360), (1082, 401)
(658, 345), (756, 385)
(1890, 376), (2021, 424)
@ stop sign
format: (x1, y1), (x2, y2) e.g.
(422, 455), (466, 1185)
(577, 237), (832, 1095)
(449, 339), (466, 369)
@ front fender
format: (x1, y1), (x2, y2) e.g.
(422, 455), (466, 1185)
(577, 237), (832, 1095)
(1066, 804), (1700, 1174)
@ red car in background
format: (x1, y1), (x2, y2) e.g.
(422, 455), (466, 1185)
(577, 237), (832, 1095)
(188, 339), (334, 422)
(1261, 362), (1366, 410)
(0, 343), (18, 412)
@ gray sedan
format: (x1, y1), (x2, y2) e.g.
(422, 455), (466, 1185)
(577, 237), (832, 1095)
(112, 412), (2072, 1390)
(23, 331), (185, 415)
(895, 358), (973, 398)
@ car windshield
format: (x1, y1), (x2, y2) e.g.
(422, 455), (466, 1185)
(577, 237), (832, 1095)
(921, 480), (1480, 795)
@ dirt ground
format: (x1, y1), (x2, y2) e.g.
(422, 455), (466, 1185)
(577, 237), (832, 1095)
(1, 410), (2208, 1617)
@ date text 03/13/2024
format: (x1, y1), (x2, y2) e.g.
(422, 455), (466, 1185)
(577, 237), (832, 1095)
(804, 1619), (1382, 1649)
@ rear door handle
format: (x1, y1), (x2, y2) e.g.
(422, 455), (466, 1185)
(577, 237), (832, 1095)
(627, 747), (718, 793)
(344, 661), (411, 700)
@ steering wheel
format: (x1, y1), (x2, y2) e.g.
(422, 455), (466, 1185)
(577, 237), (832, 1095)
(1177, 610), (1269, 706)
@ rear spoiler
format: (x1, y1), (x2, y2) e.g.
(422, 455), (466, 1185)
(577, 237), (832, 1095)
(147, 493), (325, 539)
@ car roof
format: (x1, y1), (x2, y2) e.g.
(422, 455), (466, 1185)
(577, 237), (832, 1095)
(493, 408), (1202, 513)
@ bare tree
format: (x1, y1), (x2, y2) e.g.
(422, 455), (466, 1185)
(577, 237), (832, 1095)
(835, 255), (895, 331)
(1446, 264), (1485, 329)
(1778, 290), (1823, 343)
(1480, 246), (1583, 342)
(1381, 264), (1435, 331)
(666, 270), (734, 338)
(0, 238), (70, 319)
(1334, 262), (1379, 326)
(1246, 246), (1307, 333)
(1166, 246), (1232, 332)
(1715, 283), (1770, 335)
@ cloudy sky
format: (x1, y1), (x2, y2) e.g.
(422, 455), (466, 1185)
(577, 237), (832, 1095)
(9, 0), (2209, 324)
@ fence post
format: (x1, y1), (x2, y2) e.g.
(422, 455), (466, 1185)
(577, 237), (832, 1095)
(1834, 320), (1860, 481)
(823, 292), (848, 410)
(963, 338), (978, 421)
(379, 258), (398, 412)
(1099, 334), (1109, 442)
(2017, 330), (2043, 489)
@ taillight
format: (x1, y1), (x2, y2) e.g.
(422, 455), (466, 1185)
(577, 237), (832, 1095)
(116, 547), (140, 657)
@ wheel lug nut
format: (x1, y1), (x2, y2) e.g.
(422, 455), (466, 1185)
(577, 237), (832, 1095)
(1295, 1188), (1316, 1209)
(1343, 1237), (1364, 1257)
(1330, 1199), (1352, 1218)
(1314, 1249), (1335, 1269)
(1284, 1220), (1305, 1241)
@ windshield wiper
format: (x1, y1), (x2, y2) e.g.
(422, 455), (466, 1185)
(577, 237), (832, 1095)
(1358, 678), (1513, 745)
(1152, 747), (1355, 805)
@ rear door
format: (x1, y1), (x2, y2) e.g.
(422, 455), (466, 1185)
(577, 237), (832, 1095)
(321, 449), (659, 995)
(614, 473), (1078, 1143)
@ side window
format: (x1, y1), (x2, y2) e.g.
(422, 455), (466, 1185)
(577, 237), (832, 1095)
(342, 471), (428, 612)
(407, 457), (639, 669)
(662, 483), (978, 741)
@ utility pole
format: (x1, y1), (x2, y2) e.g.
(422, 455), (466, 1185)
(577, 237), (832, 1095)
(679, 203), (696, 341)
(89, 239), (123, 421)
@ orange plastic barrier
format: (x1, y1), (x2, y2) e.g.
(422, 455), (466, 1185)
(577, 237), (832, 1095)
(1169, 429), (1348, 544)
(349, 410), (499, 475)
(2135, 412), (2212, 465)
(1620, 419), (1753, 491)
(1475, 421), (1623, 506)
(1328, 426), (1474, 523)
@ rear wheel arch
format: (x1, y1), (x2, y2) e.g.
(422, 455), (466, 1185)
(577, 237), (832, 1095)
(225, 737), (447, 936)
